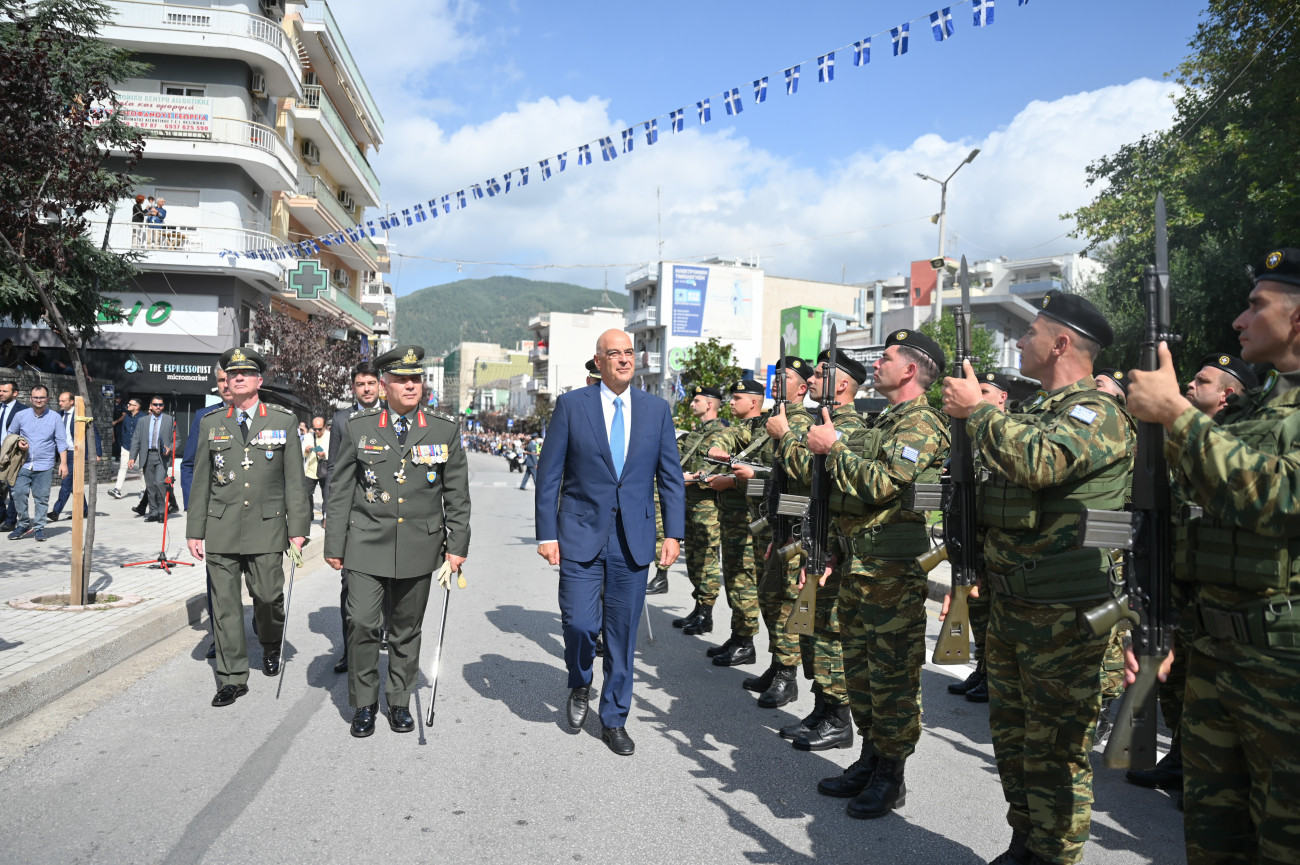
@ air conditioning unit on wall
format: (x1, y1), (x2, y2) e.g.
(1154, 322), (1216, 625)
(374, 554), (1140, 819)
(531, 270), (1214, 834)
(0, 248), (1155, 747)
(249, 73), (267, 97)
(332, 268), (350, 288)
(337, 190), (355, 211)
(301, 139), (320, 165)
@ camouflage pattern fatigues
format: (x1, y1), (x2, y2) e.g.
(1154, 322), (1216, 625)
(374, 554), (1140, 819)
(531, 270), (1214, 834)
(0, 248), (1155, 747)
(970, 379), (1135, 865)
(681, 418), (727, 607)
(827, 395), (949, 758)
(774, 403), (868, 705)
(1166, 370), (1300, 865)
(756, 404), (813, 666)
(714, 415), (767, 637)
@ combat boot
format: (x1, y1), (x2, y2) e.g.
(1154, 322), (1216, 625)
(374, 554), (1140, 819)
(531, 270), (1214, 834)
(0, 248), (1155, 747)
(646, 567), (669, 595)
(845, 754), (905, 818)
(817, 740), (878, 797)
(683, 604), (713, 635)
(743, 658), (779, 692)
(947, 659), (985, 695)
(672, 601), (702, 629)
(780, 689), (827, 739)
(757, 664), (799, 708)
(965, 674), (989, 703)
(706, 635), (737, 658)
(713, 635), (756, 666)
(1125, 738), (1183, 790)
(793, 703), (853, 751)
(987, 831), (1030, 865)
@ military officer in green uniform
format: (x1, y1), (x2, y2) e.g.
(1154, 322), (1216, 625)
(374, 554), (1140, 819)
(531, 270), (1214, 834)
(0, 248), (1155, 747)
(675, 385), (728, 636)
(699, 379), (768, 666)
(325, 346), (471, 738)
(767, 349), (869, 751)
(810, 329), (950, 819)
(942, 291), (1135, 865)
(735, 357), (815, 708)
(187, 347), (310, 708)
(1127, 249), (1300, 865)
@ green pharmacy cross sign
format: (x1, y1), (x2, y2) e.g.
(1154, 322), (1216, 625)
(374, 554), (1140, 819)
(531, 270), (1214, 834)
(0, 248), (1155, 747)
(289, 260), (329, 299)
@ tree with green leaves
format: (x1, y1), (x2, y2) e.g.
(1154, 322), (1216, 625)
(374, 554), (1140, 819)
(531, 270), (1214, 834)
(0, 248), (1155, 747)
(918, 316), (999, 410)
(1068, 0), (1300, 376)
(674, 336), (742, 429)
(0, 0), (146, 601)
(253, 307), (362, 417)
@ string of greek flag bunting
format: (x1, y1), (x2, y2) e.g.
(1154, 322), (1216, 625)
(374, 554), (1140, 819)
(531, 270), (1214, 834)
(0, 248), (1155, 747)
(219, 0), (1027, 261)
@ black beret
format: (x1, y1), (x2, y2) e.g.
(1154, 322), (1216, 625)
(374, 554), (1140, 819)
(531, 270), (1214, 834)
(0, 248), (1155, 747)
(1253, 248), (1300, 288)
(781, 356), (814, 381)
(691, 384), (723, 401)
(219, 346), (266, 374)
(885, 329), (946, 372)
(1095, 367), (1129, 395)
(815, 349), (868, 385)
(978, 370), (1011, 392)
(1200, 353), (1259, 390)
(729, 378), (765, 396)
(585, 358), (599, 376)
(1036, 290), (1114, 348)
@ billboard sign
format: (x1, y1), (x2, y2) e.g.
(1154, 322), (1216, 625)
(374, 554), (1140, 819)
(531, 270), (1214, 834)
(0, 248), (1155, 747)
(780, 306), (825, 360)
(671, 265), (709, 336)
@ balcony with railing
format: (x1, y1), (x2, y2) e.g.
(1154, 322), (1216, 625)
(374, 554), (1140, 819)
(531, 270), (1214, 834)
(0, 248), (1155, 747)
(296, 85), (381, 203)
(134, 114), (298, 192)
(625, 305), (656, 330)
(528, 346), (549, 363)
(326, 282), (374, 331)
(299, 2), (384, 138)
(289, 172), (380, 268)
(635, 351), (662, 374)
(89, 218), (287, 287)
(102, 1), (301, 97)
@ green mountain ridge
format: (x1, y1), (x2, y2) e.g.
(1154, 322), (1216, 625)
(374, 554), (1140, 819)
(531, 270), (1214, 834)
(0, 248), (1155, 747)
(394, 276), (624, 358)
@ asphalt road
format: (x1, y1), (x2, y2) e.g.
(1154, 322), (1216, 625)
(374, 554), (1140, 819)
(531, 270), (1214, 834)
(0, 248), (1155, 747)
(0, 452), (1184, 865)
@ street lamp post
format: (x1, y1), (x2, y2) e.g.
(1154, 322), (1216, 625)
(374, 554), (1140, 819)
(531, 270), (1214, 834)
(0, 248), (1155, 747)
(916, 148), (980, 322)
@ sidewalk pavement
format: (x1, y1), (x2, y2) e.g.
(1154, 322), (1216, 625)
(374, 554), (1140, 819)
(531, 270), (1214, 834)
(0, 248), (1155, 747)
(0, 475), (324, 728)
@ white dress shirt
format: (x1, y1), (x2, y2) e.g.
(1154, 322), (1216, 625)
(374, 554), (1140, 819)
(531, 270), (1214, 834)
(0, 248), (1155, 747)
(599, 381), (632, 444)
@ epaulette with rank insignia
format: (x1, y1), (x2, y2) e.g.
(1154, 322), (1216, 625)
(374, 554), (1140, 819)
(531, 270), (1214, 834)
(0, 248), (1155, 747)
(264, 403), (295, 416)
(423, 407), (458, 424)
(350, 405), (383, 420)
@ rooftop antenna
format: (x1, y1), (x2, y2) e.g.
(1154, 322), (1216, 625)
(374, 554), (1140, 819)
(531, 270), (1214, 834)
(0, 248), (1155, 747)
(601, 270), (613, 306)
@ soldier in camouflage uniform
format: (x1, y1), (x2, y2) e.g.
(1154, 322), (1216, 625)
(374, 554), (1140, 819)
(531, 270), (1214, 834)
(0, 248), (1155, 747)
(810, 330), (950, 819)
(675, 385), (728, 636)
(700, 379), (768, 666)
(1127, 249), (1300, 865)
(949, 371), (1011, 704)
(942, 291), (1135, 865)
(767, 349), (868, 749)
(734, 357), (815, 708)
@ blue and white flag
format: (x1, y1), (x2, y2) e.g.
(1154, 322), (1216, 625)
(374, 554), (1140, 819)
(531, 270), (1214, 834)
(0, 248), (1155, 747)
(892, 23), (910, 55)
(402, 208), (413, 226)
(697, 98), (711, 123)
(471, 184), (483, 199)
(931, 8), (954, 40)
(519, 166), (529, 186)
(539, 158), (552, 180)
(753, 77), (768, 103)
(973, 0), (994, 25)
(669, 109), (684, 132)
(558, 151), (568, 171)
(1019, 0), (1028, 4)
(599, 137), (616, 161)
(365, 220), (377, 236)
(502, 172), (512, 193)
(854, 37), (871, 65)
(486, 178), (500, 196)
(724, 87), (742, 115)
(818, 52), (835, 82)
(379, 214), (395, 230)
(577, 144), (592, 165)
(456, 190), (467, 209)
(622, 128), (635, 153)
(414, 202), (428, 222)
(441, 194), (452, 213)
(320, 234), (332, 247)
(784, 65), (800, 95)
(645, 119), (658, 144)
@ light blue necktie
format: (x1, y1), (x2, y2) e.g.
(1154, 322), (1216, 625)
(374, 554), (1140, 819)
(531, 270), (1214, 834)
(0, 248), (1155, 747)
(610, 396), (625, 477)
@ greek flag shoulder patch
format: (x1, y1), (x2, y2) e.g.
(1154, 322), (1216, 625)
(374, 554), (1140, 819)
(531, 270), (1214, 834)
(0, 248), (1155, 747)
(1069, 404), (1098, 425)
(901, 445), (920, 463)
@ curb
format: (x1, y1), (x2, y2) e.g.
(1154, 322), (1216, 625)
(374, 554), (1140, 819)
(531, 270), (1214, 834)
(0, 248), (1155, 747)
(0, 541), (324, 731)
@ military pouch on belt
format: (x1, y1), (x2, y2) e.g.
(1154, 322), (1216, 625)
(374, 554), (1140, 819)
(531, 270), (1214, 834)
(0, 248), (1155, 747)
(988, 547), (1111, 605)
(1180, 520), (1300, 594)
(847, 522), (930, 562)
(1195, 595), (1300, 657)
(979, 476), (1041, 531)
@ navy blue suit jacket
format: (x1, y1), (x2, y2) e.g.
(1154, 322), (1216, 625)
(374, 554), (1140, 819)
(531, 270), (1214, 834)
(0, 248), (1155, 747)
(180, 403), (224, 508)
(535, 384), (685, 568)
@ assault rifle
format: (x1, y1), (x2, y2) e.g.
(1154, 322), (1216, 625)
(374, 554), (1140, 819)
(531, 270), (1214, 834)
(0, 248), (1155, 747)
(750, 342), (789, 538)
(916, 256), (978, 664)
(1078, 193), (1178, 770)
(782, 326), (838, 635)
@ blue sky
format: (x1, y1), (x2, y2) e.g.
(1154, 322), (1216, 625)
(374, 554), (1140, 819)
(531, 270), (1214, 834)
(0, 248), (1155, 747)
(329, 1), (1208, 294)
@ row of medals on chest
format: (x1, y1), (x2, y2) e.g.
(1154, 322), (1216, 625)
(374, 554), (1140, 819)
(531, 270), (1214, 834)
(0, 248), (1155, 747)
(211, 428), (285, 486)
(358, 437), (447, 503)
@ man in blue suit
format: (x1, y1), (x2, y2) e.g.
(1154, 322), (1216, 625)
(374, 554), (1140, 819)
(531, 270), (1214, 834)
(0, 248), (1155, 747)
(535, 328), (685, 756)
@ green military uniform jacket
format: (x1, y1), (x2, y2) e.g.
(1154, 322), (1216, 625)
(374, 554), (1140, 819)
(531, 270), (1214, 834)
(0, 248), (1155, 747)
(714, 415), (768, 511)
(187, 401), (312, 554)
(775, 403), (867, 494)
(680, 417), (728, 502)
(324, 404), (471, 579)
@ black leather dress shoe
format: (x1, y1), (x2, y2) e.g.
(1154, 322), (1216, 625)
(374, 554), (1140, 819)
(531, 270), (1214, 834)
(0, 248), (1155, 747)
(602, 725), (635, 756)
(205, 642), (216, 660)
(145, 515), (162, 523)
(332, 656), (348, 674)
(262, 649), (281, 676)
(132, 502), (147, 516)
(351, 703), (378, 738)
(567, 686), (590, 729)
(211, 683), (248, 707)
(388, 705), (415, 733)
(646, 568), (669, 595)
